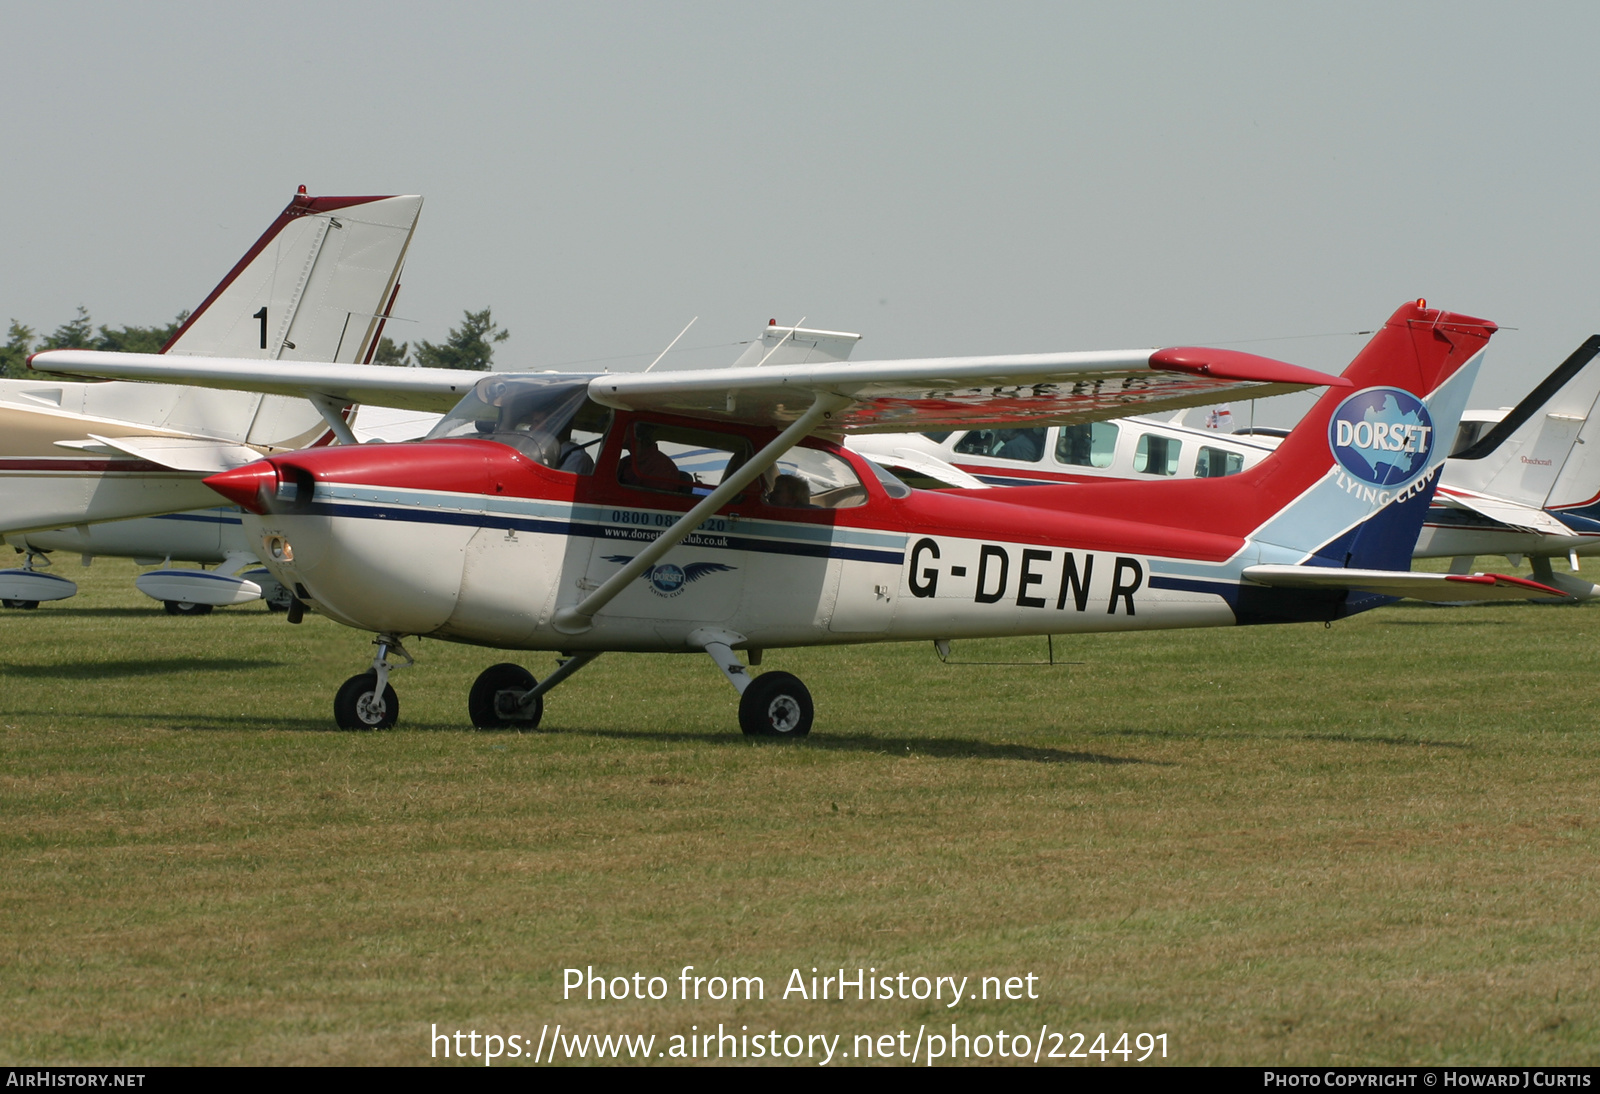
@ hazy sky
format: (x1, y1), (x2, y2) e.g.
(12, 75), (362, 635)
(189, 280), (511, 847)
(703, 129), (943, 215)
(6, 2), (1598, 423)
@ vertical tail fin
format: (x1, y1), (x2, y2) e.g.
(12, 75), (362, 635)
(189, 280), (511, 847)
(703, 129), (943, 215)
(153, 190), (422, 449)
(1243, 301), (1496, 571)
(1445, 335), (1600, 512)
(163, 190), (422, 363)
(1057, 302), (1497, 567)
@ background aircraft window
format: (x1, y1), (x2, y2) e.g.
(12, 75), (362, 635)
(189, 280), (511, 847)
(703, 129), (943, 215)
(766, 446), (869, 508)
(1194, 446), (1244, 478)
(1450, 420), (1495, 456)
(1134, 433), (1181, 475)
(1056, 421), (1119, 468)
(953, 427), (1046, 462)
(617, 423), (753, 497)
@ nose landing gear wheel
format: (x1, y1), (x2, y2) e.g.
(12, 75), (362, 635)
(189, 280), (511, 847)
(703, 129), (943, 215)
(334, 671), (399, 730)
(164, 600), (214, 616)
(738, 671), (813, 737)
(3, 599), (39, 609)
(468, 663), (543, 730)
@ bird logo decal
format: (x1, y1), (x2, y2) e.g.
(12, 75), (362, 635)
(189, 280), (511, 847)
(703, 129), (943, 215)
(602, 555), (736, 598)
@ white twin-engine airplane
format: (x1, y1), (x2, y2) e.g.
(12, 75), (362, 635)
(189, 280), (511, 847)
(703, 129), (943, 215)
(32, 302), (1558, 736)
(0, 188), (439, 611)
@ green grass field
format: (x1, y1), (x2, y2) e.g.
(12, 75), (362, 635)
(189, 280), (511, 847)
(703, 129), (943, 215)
(2, 558), (1597, 1066)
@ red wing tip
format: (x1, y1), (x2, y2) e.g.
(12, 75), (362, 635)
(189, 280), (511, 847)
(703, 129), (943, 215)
(1149, 347), (1350, 389)
(1444, 573), (1563, 596)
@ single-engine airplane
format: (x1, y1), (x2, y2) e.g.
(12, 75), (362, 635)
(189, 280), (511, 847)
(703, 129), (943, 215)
(33, 301), (1557, 736)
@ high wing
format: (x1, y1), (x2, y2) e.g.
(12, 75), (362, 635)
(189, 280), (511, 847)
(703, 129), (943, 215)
(1241, 565), (1562, 603)
(587, 346), (1347, 432)
(29, 351), (481, 413)
(33, 344), (1347, 431)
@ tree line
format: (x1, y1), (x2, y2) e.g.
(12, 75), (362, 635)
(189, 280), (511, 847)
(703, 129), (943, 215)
(0, 306), (509, 378)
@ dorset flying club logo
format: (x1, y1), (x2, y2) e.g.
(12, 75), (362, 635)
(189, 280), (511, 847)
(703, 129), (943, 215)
(1328, 387), (1434, 487)
(602, 555), (736, 598)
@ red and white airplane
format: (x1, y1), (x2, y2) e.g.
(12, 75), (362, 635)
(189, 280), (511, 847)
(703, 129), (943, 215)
(32, 301), (1556, 735)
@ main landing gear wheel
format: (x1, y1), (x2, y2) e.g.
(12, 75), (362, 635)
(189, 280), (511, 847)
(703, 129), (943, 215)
(163, 600), (214, 616)
(468, 663), (542, 730)
(3, 599), (39, 610)
(334, 671), (399, 731)
(739, 671), (813, 738)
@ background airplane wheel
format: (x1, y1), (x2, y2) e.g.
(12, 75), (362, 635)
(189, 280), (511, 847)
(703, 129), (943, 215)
(468, 663), (542, 730)
(334, 672), (399, 731)
(163, 600), (214, 616)
(3, 599), (39, 609)
(738, 671), (813, 737)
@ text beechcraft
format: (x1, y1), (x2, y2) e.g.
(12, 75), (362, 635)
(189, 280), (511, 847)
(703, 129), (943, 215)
(31, 301), (1558, 735)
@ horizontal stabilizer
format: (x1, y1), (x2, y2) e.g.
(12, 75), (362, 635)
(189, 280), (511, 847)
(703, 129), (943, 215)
(862, 447), (990, 489)
(72, 433), (264, 473)
(1433, 487), (1574, 536)
(1242, 564), (1563, 603)
(732, 325), (862, 368)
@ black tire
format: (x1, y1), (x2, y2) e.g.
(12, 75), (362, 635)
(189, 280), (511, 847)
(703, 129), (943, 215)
(334, 671), (399, 730)
(3, 599), (39, 610)
(468, 662), (542, 730)
(163, 600), (215, 616)
(738, 671), (813, 737)
(260, 581), (294, 613)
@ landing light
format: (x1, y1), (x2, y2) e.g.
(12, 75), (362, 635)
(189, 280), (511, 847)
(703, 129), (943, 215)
(265, 535), (294, 562)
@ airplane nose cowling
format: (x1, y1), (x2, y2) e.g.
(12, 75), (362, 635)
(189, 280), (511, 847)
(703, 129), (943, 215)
(207, 441), (499, 638)
(203, 461), (281, 513)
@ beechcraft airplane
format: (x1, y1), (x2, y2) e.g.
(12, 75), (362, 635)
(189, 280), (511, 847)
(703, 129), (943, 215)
(31, 300), (1559, 736)
(0, 187), (437, 611)
(1416, 336), (1600, 597)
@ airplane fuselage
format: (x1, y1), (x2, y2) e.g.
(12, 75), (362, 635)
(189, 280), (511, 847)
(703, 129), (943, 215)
(241, 421), (1289, 656)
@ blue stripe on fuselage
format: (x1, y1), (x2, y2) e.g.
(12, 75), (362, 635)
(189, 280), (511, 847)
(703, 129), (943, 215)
(308, 500), (906, 566)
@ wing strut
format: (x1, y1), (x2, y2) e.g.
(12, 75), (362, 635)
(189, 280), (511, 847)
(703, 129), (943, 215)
(307, 394), (358, 445)
(552, 390), (853, 634)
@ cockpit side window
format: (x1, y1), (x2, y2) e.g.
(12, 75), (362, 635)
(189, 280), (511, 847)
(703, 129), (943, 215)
(617, 422), (754, 498)
(426, 374), (609, 473)
(762, 446), (870, 509)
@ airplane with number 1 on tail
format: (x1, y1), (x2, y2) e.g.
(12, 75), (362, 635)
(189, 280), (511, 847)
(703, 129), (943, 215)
(31, 300), (1556, 736)
(0, 187), (431, 611)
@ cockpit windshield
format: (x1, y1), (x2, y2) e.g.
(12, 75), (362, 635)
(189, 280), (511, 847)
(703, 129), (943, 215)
(426, 374), (611, 472)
